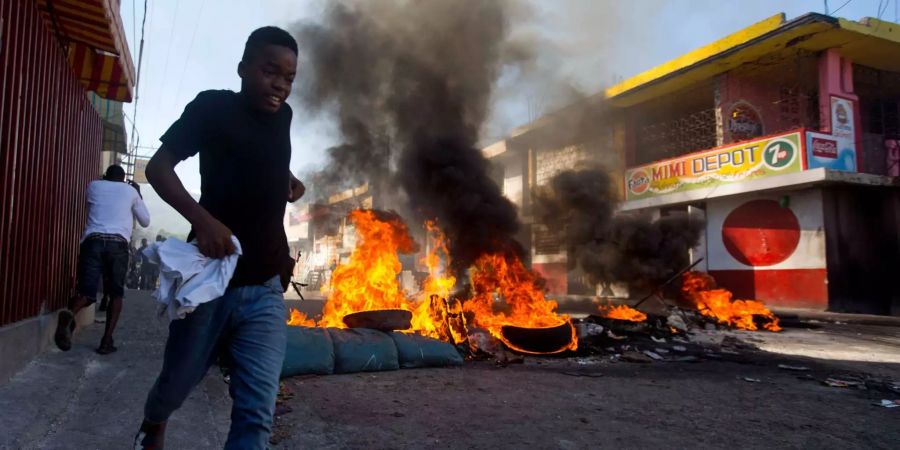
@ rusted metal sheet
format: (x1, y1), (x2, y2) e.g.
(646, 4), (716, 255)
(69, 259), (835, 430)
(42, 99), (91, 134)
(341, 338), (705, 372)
(0, 0), (102, 326)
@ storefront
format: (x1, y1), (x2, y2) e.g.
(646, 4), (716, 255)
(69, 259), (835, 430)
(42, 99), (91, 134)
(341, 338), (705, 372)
(613, 13), (900, 315)
(484, 12), (900, 314)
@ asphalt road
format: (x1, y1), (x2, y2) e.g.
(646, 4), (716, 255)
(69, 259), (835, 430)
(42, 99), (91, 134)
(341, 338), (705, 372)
(1, 290), (897, 449)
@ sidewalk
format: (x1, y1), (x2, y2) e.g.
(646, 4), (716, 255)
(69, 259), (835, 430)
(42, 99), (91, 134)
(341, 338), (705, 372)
(0, 290), (231, 449)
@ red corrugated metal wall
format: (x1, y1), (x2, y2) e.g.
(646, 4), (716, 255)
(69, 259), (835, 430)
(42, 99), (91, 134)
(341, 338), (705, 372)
(0, 0), (102, 326)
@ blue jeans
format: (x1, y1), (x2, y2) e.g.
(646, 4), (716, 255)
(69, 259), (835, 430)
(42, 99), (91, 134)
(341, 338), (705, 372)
(144, 276), (287, 449)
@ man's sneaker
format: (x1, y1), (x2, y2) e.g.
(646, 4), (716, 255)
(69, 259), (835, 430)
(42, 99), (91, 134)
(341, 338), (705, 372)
(133, 420), (166, 450)
(54, 309), (75, 351)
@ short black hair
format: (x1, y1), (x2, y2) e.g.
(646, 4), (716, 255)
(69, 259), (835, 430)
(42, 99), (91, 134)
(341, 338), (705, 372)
(242, 26), (298, 63)
(104, 164), (125, 181)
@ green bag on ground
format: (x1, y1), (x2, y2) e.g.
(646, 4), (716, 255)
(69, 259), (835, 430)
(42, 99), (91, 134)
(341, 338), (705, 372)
(327, 328), (400, 374)
(281, 326), (335, 378)
(388, 332), (464, 369)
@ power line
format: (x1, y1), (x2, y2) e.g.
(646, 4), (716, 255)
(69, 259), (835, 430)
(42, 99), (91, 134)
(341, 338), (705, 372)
(155, 0), (181, 115)
(128, 0), (149, 178)
(132, 0), (137, 55)
(830, 0), (854, 16)
(877, 0), (889, 20)
(173, 0), (208, 110)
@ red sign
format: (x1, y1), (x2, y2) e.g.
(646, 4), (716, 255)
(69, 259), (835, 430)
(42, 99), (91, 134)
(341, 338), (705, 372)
(810, 137), (837, 159)
(626, 169), (650, 194)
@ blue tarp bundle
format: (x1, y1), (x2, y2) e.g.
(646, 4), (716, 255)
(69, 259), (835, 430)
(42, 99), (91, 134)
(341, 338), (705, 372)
(281, 326), (463, 378)
(281, 326), (334, 377)
(388, 332), (464, 369)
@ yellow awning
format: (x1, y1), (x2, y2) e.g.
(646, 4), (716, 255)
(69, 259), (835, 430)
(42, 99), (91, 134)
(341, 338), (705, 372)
(36, 0), (135, 102)
(605, 13), (900, 107)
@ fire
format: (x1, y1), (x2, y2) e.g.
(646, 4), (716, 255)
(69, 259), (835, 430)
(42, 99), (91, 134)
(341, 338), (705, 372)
(287, 308), (316, 327)
(317, 209), (417, 328)
(599, 304), (647, 322)
(682, 272), (781, 331)
(409, 221), (466, 343)
(463, 252), (578, 353)
(286, 209), (577, 354)
(287, 212), (464, 343)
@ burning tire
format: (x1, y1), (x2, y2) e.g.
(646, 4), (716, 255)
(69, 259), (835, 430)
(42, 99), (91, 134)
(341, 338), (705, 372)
(499, 321), (577, 355)
(342, 309), (413, 331)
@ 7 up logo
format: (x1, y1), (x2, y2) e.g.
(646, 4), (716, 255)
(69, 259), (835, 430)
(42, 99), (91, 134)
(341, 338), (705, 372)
(762, 139), (797, 170)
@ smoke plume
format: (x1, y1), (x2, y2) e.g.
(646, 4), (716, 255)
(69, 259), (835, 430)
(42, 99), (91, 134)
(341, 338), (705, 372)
(294, 0), (523, 270)
(534, 167), (704, 288)
(294, 1), (705, 283)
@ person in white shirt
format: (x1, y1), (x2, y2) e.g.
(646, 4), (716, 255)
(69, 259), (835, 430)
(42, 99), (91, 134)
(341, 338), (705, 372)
(55, 165), (151, 354)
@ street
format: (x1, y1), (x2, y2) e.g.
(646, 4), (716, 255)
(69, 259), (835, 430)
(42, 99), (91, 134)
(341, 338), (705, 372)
(0, 290), (898, 449)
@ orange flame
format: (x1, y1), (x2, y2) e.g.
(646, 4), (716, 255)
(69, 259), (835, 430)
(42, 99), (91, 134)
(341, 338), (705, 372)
(286, 210), (577, 353)
(287, 308), (316, 327)
(682, 272), (781, 331)
(409, 221), (466, 343)
(599, 304), (647, 322)
(287, 212), (465, 344)
(463, 252), (578, 353)
(317, 210), (417, 328)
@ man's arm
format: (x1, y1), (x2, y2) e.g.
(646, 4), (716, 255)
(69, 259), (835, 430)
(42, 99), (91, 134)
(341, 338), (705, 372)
(132, 196), (151, 228)
(145, 146), (236, 258)
(288, 172), (305, 203)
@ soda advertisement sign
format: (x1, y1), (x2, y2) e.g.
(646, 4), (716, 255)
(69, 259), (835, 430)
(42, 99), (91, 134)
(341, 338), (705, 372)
(805, 96), (857, 171)
(624, 131), (804, 201)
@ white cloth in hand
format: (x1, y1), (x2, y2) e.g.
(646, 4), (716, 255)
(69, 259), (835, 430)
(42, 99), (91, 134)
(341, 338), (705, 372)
(142, 236), (242, 320)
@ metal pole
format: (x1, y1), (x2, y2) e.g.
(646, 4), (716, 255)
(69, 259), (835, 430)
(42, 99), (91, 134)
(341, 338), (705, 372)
(632, 257), (705, 309)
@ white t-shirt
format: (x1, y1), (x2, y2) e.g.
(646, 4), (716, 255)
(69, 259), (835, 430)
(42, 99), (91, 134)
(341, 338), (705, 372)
(81, 180), (151, 242)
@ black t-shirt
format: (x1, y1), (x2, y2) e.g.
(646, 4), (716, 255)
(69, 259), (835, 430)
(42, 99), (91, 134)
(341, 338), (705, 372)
(161, 90), (291, 287)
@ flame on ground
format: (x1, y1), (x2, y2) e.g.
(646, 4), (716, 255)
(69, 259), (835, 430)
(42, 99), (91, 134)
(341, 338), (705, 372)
(317, 209), (417, 328)
(288, 212), (465, 343)
(463, 252), (578, 353)
(287, 308), (316, 327)
(599, 304), (647, 322)
(287, 210), (577, 353)
(409, 221), (466, 343)
(682, 272), (781, 331)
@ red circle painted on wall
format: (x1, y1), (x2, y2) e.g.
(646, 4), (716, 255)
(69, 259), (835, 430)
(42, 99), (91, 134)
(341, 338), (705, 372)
(722, 199), (800, 267)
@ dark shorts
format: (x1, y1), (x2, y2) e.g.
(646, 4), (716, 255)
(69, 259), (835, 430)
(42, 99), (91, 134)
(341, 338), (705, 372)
(76, 235), (129, 300)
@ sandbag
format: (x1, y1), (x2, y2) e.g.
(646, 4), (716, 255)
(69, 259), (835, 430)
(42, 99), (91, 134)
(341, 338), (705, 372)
(389, 332), (463, 369)
(281, 326), (335, 378)
(328, 328), (400, 374)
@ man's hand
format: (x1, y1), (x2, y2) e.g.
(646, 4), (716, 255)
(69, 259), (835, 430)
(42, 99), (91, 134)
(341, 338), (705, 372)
(193, 213), (236, 259)
(147, 146), (233, 258)
(127, 180), (142, 198)
(288, 174), (305, 202)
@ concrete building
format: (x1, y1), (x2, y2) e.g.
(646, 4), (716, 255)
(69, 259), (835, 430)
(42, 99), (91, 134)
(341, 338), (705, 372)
(0, 0), (135, 380)
(486, 13), (900, 315)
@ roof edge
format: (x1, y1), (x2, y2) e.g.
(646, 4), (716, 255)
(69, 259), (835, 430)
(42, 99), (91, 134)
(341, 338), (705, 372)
(604, 13), (838, 100)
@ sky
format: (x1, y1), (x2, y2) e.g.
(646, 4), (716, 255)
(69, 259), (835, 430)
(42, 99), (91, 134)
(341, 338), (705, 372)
(118, 0), (898, 235)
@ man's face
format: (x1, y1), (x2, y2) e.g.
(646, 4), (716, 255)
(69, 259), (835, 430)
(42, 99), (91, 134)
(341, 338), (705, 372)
(239, 44), (297, 114)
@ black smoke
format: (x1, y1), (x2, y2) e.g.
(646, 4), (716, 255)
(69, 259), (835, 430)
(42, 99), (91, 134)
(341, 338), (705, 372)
(294, 0), (523, 270)
(534, 167), (704, 288)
